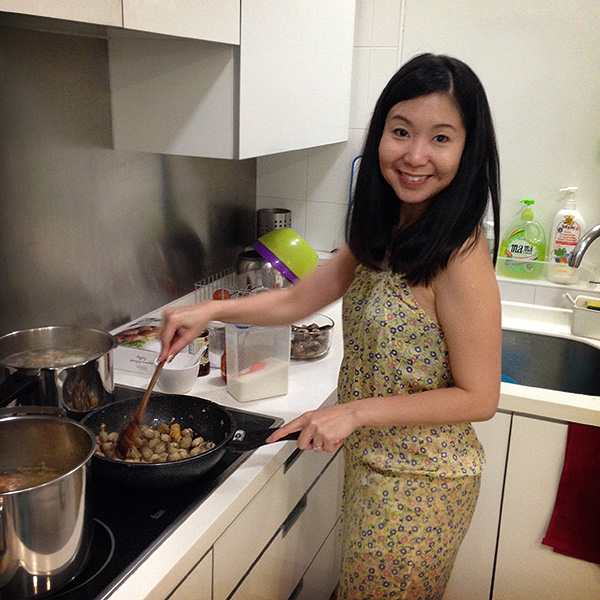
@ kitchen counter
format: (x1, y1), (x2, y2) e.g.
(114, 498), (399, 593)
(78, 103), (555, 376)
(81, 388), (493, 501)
(106, 297), (600, 600)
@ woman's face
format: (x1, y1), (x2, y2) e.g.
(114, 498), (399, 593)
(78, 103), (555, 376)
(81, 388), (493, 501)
(379, 92), (466, 224)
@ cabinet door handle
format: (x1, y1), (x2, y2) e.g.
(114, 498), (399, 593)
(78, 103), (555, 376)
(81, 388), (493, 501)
(282, 494), (307, 537)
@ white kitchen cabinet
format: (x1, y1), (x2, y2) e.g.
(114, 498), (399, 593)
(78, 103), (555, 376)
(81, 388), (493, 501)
(493, 415), (600, 599)
(213, 448), (344, 600)
(0, 0), (122, 26)
(445, 411), (513, 600)
(121, 0), (239, 44)
(168, 550), (212, 600)
(229, 452), (344, 600)
(108, 0), (355, 159)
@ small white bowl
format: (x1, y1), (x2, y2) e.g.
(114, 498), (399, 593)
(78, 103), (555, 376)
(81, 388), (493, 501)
(156, 354), (199, 394)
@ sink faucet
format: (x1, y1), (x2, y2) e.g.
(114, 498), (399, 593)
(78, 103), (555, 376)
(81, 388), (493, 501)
(568, 224), (600, 268)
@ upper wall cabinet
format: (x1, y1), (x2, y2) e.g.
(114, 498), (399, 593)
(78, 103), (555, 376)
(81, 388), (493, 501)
(0, 0), (122, 26)
(121, 0), (240, 44)
(1, 0), (355, 159)
(0, 1), (239, 40)
(108, 0), (355, 159)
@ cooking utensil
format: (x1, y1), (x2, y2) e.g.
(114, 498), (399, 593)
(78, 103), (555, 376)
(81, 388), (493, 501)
(256, 208), (292, 237)
(0, 326), (116, 415)
(116, 360), (165, 457)
(0, 407), (96, 599)
(82, 395), (299, 489)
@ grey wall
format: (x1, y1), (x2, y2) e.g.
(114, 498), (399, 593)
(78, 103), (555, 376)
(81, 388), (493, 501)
(0, 24), (257, 336)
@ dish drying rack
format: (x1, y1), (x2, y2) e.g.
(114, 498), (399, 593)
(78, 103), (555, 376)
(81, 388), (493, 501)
(194, 268), (253, 302)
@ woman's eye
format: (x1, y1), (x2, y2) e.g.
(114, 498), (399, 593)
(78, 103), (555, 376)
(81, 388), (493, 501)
(434, 134), (448, 143)
(394, 128), (409, 137)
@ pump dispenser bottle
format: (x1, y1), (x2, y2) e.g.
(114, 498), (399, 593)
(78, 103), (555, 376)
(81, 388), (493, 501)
(547, 187), (586, 284)
(498, 199), (546, 280)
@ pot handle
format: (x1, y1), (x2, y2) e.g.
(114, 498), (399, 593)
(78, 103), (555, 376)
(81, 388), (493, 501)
(0, 405), (66, 419)
(228, 427), (300, 452)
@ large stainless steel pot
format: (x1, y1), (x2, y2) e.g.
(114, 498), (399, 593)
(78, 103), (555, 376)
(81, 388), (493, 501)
(0, 326), (116, 416)
(0, 409), (96, 599)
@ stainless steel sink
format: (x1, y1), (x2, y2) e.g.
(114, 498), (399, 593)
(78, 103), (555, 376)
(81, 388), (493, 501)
(502, 329), (600, 396)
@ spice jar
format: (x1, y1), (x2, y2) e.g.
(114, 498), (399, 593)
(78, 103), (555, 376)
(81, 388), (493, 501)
(193, 329), (210, 376)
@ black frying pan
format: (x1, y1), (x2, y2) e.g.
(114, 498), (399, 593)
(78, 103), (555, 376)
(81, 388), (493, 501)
(81, 395), (299, 489)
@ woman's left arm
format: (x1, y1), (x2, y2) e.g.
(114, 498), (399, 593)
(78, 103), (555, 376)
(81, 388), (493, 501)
(268, 235), (502, 451)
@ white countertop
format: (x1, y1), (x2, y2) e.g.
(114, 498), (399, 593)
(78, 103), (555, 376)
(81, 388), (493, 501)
(106, 297), (600, 600)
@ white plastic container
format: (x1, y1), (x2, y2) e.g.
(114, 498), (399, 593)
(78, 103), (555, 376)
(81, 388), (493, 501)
(567, 294), (600, 340)
(547, 187), (586, 285)
(225, 324), (290, 402)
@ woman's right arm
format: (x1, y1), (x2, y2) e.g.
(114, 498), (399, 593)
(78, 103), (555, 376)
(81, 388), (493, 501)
(159, 245), (358, 360)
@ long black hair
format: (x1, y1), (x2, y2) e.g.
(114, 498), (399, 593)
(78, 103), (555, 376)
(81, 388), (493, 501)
(347, 53), (500, 285)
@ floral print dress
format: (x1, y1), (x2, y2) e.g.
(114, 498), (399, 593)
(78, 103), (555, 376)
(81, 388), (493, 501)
(336, 266), (485, 600)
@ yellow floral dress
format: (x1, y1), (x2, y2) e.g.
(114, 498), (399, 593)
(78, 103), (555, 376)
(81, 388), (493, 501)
(336, 266), (485, 600)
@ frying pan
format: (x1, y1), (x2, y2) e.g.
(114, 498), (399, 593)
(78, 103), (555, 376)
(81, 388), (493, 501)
(81, 395), (299, 489)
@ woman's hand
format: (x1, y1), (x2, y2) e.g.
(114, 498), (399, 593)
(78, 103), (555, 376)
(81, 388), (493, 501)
(159, 303), (214, 362)
(266, 403), (358, 453)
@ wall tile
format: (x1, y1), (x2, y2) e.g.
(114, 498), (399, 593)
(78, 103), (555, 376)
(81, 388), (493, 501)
(367, 47), (400, 115)
(305, 201), (349, 252)
(354, 0), (374, 46)
(349, 46), (371, 129)
(306, 129), (366, 206)
(372, 0), (402, 47)
(256, 148), (308, 200)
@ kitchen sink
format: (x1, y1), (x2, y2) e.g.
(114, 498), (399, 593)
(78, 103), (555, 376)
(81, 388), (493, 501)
(502, 329), (600, 396)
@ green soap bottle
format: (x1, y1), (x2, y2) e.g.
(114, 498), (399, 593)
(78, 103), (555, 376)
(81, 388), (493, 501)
(498, 199), (547, 280)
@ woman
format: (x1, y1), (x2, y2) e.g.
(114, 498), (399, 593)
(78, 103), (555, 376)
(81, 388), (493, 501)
(160, 53), (501, 599)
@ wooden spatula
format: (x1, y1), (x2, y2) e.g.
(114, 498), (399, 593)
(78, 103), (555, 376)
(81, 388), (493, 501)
(116, 360), (165, 458)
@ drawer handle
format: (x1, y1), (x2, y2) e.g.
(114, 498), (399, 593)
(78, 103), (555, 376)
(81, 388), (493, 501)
(283, 448), (302, 473)
(288, 577), (304, 600)
(282, 495), (307, 537)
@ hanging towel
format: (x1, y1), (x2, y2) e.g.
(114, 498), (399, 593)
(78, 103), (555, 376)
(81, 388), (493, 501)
(542, 422), (600, 564)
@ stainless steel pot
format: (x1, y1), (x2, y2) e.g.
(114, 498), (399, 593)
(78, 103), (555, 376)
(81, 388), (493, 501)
(0, 326), (116, 416)
(236, 249), (290, 291)
(0, 408), (96, 599)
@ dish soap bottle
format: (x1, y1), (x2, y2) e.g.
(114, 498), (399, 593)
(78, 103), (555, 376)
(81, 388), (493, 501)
(547, 187), (586, 285)
(498, 199), (547, 280)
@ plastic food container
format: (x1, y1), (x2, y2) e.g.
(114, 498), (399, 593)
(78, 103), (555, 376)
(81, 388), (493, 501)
(291, 314), (334, 360)
(225, 324), (291, 402)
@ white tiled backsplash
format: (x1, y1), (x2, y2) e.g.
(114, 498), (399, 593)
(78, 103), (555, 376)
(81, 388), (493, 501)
(498, 276), (600, 309)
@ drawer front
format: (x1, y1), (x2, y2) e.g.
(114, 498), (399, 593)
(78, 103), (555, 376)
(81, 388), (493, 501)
(295, 517), (343, 600)
(230, 452), (344, 600)
(169, 550), (212, 600)
(213, 448), (337, 600)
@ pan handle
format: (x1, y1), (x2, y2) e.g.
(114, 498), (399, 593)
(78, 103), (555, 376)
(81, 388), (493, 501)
(228, 427), (300, 452)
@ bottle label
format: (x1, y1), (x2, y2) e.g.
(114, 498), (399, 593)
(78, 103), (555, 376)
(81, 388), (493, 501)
(551, 216), (582, 264)
(502, 229), (539, 272)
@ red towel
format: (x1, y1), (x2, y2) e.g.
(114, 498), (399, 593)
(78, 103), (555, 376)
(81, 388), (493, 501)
(542, 422), (600, 564)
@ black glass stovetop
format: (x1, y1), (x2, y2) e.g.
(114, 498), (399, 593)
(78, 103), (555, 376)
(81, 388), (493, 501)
(44, 385), (283, 600)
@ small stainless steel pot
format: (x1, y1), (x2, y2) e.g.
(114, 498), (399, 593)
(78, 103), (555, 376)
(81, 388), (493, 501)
(236, 249), (290, 291)
(0, 408), (96, 599)
(0, 326), (116, 416)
